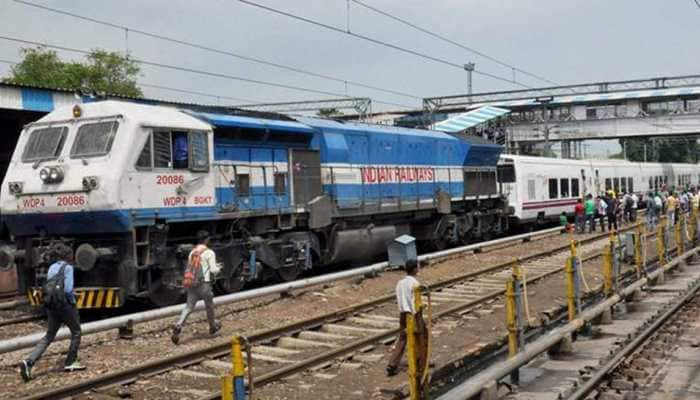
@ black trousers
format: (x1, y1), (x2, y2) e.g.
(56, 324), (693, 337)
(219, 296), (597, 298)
(26, 303), (81, 367)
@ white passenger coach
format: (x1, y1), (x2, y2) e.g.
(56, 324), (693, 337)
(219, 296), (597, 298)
(498, 155), (700, 224)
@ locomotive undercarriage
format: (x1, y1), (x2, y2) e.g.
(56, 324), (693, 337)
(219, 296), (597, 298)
(15, 197), (509, 307)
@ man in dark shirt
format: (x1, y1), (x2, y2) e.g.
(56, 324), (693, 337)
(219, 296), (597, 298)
(19, 244), (84, 382)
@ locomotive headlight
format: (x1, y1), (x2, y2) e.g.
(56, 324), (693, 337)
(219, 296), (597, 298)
(82, 176), (99, 191)
(8, 181), (23, 195)
(40, 167), (64, 183)
(39, 168), (50, 182)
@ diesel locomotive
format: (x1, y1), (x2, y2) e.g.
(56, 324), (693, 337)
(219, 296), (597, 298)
(1, 101), (509, 307)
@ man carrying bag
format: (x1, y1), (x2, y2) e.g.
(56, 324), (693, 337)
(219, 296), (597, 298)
(172, 230), (222, 344)
(19, 244), (84, 382)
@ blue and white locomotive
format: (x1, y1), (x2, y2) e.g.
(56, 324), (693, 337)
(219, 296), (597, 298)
(1, 100), (508, 306)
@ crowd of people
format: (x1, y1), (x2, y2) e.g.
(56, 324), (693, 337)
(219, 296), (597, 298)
(564, 186), (700, 234)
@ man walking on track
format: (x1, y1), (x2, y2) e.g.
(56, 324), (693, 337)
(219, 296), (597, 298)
(386, 259), (428, 381)
(19, 244), (85, 382)
(171, 230), (222, 345)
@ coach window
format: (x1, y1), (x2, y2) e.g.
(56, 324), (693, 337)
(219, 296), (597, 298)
(620, 177), (627, 193)
(571, 178), (580, 198)
(548, 178), (558, 199)
(527, 179), (536, 200)
(648, 177), (652, 190)
(613, 177), (620, 192)
(560, 178), (569, 198)
(605, 178), (612, 191)
(628, 177), (634, 193)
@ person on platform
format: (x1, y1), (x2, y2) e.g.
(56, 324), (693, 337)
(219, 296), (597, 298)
(171, 230), (222, 345)
(596, 195), (608, 232)
(666, 192), (678, 227)
(584, 194), (596, 233)
(574, 198), (585, 233)
(19, 244), (85, 382)
(386, 259), (428, 379)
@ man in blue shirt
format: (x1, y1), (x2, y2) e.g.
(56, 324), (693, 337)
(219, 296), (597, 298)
(19, 244), (84, 382)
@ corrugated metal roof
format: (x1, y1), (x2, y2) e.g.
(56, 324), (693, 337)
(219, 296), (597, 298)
(433, 106), (510, 132)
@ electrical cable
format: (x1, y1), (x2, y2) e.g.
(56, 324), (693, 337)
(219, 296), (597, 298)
(12, 0), (422, 101)
(235, 0), (531, 88)
(349, 0), (557, 86)
(0, 35), (414, 109)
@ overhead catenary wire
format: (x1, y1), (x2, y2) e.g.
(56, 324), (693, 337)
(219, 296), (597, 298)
(234, 0), (531, 89)
(12, 0), (421, 101)
(0, 35), (414, 109)
(349, 0), (557, 86)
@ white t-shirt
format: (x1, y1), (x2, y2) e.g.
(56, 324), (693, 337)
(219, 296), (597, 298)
(395, 275), (420, 314)
(189, 246), (220, 283)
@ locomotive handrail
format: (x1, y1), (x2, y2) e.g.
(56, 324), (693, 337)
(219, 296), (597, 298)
(0, 225), (564, 355)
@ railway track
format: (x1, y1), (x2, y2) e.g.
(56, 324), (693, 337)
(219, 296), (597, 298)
(16, 225), (647, 400)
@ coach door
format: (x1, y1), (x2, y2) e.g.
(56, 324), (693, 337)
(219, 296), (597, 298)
(291, 149), (322, 206)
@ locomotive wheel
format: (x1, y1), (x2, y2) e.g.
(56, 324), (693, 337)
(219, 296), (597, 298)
(429, 237), (449, 251)
(148, 270), (184, 307)
(276, 264), (301, 282)
(215, 271), (245, 294)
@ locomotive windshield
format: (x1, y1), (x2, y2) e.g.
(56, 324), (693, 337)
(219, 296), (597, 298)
(21, 126), (68, 163)
(70, 121), (119, 158)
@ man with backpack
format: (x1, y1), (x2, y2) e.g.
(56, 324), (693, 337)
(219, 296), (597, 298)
(171, 230), (222, 345)
(19, 244), (84, 382)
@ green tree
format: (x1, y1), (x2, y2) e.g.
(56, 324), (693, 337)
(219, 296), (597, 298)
(3, 47), (142, 97)
(619, 138), (698, 163)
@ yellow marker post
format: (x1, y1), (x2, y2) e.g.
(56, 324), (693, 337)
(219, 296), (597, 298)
(565, 256), (576, 321)
(224, 336), (246, 400)
(634, 223), (644, 278)
(691, 206), (698, 246)
(406, 286), (423, 400)
(602, 243), (613, 297)
(676, 214), (684, 256)
(657, 216), (666, 266)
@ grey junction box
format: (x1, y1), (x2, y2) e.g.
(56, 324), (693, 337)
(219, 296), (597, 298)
(388, 234), (417, 267)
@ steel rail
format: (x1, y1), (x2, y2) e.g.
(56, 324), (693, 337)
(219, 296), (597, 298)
(0, 225), (566, 354)
(434, 246), (700, 400)
(0, 314), (41, 328)
(17, 228), (629, 400)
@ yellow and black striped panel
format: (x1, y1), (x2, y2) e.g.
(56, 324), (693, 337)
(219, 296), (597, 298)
(27, 287), (122, 309)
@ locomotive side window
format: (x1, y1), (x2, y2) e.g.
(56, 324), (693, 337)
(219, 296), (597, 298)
(153, 131), (172, 168)
(70, 121), (119, 158)
(136, 135), (152, 170)
(22, 126), (68, 162)
(548, 178), (558, 199)
(559, 178), (569, 198)
(237, 174), (250, 196)
(189, 132), (209, 172)
(571, 178), (580, 197)
(274, 172), (287, 195)
(139, 130), (210, 172)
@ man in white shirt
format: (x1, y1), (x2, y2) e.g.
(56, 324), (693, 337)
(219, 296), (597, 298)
(172, 230), (222, 344)
(386, 259), (428, 378)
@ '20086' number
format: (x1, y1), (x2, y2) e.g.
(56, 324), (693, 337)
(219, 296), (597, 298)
(57, 194), (86, 207)
(156, 175), (185, 185)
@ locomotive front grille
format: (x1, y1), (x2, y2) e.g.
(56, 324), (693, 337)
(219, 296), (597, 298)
(27, 287), (122, 309)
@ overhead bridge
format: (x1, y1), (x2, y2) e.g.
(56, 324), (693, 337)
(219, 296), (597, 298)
(423, 74), (700, 156)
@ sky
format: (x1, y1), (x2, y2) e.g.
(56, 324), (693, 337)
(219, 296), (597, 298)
(1, 0), (699, 115)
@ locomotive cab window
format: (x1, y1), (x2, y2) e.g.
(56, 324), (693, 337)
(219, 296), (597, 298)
(70, 121), (119, 158)
(22, 126), (68, 163)
(236, 174), (250, 196)
(497, 164), (515, 183)
(136, 130), (209, 171)
(274, 172), (287, 195)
